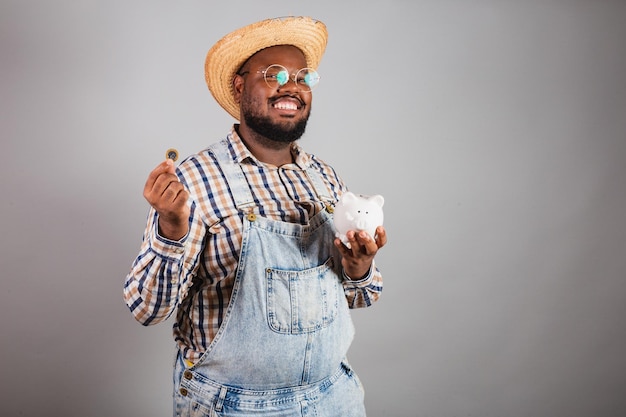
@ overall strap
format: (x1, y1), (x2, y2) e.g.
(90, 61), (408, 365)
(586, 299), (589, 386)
(305, 165), (335, 206)
(208, 139), (256, 213)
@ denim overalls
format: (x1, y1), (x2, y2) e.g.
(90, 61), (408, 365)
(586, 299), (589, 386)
(173, 140), (366, 416)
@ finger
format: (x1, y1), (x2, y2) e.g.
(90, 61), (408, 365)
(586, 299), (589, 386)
(354, 231), (378, 256)
(145, 173), (180, 203)
(160, 179), (187, 204)
(334, 238), (348, 254)
(344, 231), (361, 256)
(375, 226), (387, 248)
(144, 159), (176, 194)
(171, 185), (190, 207)
(167, 190), (190, 218)
(335, 237), (360, 260)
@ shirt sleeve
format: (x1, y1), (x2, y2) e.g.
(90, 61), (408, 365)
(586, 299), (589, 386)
(342, 260), (383, 308)
(123, 196), (206, 326)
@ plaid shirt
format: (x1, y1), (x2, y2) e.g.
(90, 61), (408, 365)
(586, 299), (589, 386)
(124, 128), (383, 363)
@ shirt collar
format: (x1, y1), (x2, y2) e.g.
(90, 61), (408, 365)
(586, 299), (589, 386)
(227, 125), (311, 169)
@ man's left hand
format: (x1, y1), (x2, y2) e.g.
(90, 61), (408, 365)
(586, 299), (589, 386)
(334, 226), (387, 280)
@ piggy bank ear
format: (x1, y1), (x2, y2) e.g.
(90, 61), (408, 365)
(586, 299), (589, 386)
(369, 194), (385, 207)
(341, 192), (358, 204)
(371, 195), (384, 207)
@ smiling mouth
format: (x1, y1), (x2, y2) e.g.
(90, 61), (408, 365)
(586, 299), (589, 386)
(273, 101), (298, 110)
(271, 96), (304, 111)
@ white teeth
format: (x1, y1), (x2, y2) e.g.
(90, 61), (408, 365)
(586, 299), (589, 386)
(273, 102), (298, 110)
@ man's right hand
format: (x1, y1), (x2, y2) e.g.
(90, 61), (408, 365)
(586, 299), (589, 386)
(143, 159), (190, 241)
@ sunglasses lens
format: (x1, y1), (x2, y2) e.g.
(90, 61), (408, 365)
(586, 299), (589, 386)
(302, 69), (320, 90)
(275, 70), (289, 86)
(264, 65), (289, 87)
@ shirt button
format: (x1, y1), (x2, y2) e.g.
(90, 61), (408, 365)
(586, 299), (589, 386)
(183, 370), (193, 380)
(247, 213), (257, 222)
(179, 387), (188, 396)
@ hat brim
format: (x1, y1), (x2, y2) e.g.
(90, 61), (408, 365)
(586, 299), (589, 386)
(205, 16), (328, 120)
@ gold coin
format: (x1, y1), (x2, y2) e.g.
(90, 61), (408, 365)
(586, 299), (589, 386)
(165, 148), (179, 162)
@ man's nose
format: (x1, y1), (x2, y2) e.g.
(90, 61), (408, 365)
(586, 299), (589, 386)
(277, 76), (299, 92)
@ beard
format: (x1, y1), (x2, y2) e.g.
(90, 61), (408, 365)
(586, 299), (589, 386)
(241, 95), (310, 144)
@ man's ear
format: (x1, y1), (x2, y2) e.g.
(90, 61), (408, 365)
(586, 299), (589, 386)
(233, 74), (244, 104)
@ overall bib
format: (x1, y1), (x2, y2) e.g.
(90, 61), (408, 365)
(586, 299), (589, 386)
(173, 141), (366, 417)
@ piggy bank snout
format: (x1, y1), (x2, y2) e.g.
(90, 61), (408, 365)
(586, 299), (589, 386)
(353, 212), (379, 230)
(337, 205), (383, 232)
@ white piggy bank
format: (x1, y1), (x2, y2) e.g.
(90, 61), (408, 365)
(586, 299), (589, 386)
(333, 192), (384, 248)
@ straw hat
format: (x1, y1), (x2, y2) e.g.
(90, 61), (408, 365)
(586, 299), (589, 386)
(205, 16), (328, 120)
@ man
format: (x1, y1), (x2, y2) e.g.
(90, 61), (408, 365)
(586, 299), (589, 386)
(124, 16), (387, 416)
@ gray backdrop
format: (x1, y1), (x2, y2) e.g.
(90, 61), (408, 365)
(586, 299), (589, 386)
(2, 1), (625, 416)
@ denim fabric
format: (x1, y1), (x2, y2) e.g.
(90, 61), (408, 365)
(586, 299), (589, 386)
(174, 354), (365, 417)
(172, 141), (365, 416)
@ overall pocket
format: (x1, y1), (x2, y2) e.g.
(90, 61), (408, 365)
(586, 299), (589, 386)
(266, 257), (340, 334)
